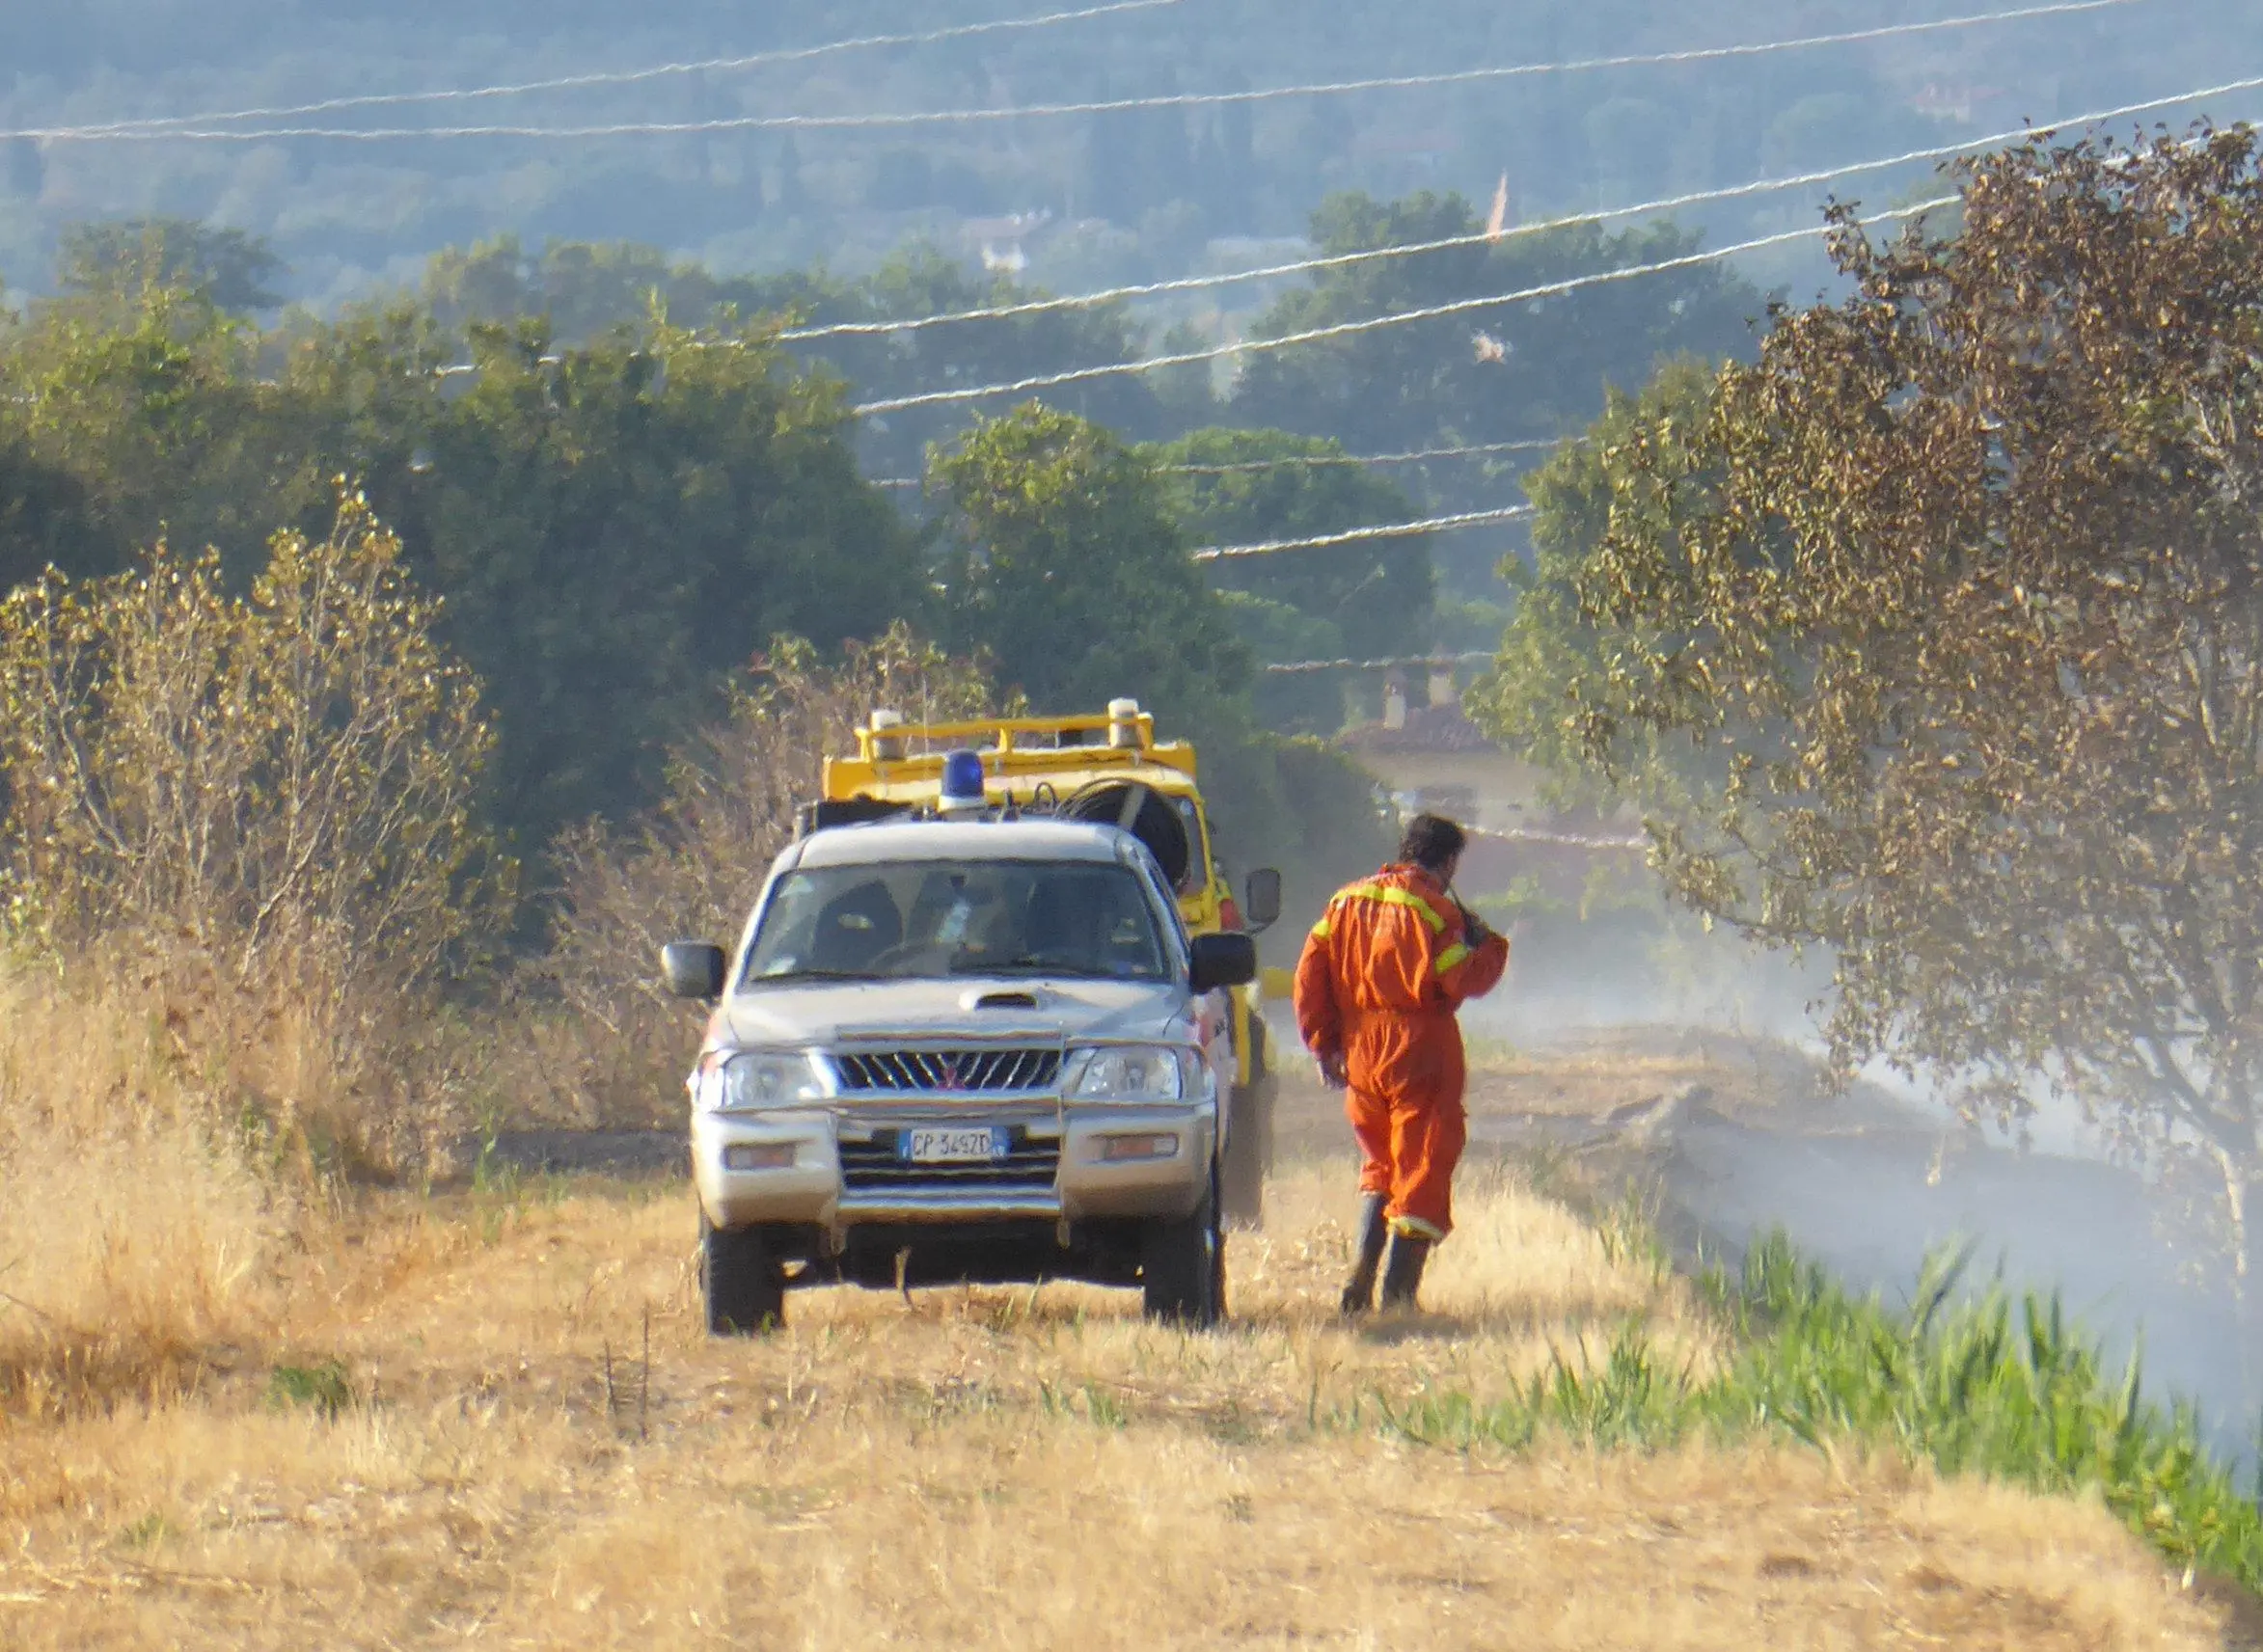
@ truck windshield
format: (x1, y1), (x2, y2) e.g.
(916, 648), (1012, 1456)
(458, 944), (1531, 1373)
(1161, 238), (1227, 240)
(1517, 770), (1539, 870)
(742, 860), (1171, 986)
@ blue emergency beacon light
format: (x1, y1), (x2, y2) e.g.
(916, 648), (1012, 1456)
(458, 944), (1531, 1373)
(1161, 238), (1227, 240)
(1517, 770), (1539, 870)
(940, 748), (987, 812)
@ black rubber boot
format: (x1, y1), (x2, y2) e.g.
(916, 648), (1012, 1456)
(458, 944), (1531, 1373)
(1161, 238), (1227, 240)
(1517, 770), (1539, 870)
(1378, 1232), (1432, 1311)
(1338, 1194), (1389, 1316)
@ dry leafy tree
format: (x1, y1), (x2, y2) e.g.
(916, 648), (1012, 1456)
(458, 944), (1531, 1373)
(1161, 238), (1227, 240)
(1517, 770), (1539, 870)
(541, 624), (999, 1124)
(0, 487), (505, 1138)
(1549, 127), (2263, 1340)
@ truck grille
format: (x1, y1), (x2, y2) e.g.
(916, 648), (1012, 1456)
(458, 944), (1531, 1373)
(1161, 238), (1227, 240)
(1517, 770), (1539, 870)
(837, 1130), (1061, 1192)
(832, 1048), (1062, 1094)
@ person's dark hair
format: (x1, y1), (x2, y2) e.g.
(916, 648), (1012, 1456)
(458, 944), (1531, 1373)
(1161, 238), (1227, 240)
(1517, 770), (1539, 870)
(1396, 813), (1467, 875)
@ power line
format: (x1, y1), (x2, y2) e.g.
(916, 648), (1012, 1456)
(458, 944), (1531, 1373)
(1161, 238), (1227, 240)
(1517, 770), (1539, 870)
(1477, 826), (1650, 850)
(852, 198), (1961, 417)
(777, 70), (2263, 347)
(1190, 506), (1536, 561)
(53, 1), (1183, 137)
(414, 69), (2263, 389)
(9, 0), (2145, 143)
(396, 73), (2263, 423)
(867, 438), (1565, 489)
(1265, 651), (1495, 675)
(1169, 440), (1564, 473)
(423, 58), (2253, 403)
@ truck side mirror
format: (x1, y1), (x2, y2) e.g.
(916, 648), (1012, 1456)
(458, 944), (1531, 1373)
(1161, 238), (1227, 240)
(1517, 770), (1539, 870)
(662, 941), (727, 1001)
(1243, 868), (1282, 933)
(1188, 933), (1259, 993)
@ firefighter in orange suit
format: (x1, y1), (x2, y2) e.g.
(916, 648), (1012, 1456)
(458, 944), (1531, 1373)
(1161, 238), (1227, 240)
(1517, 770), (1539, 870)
(1293, 814), (1510, 1313)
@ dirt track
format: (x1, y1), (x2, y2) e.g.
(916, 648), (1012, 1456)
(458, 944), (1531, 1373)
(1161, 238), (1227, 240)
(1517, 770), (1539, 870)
(8, 1157), (2242, 1650)
(461, 1018), (2248, 1465)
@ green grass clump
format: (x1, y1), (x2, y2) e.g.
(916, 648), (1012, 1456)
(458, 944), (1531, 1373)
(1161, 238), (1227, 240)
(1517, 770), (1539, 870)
(1388, 1233), (2263, 1590)
(267, 1358), (354, 1418)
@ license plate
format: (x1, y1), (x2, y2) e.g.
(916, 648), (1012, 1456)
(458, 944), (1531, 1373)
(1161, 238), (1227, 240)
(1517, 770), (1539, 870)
(902, 1126), (1007, 1164)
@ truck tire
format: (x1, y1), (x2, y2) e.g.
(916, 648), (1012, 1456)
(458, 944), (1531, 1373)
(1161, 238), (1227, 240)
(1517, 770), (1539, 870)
(1220, 1016), (1276, 1231)
(1142, 1170), (1224, 1328)
(702, 1214), (785, 1336)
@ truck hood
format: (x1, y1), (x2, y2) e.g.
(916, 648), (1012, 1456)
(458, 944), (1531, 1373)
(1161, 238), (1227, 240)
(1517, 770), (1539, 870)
(715, 977), (1189, 1050)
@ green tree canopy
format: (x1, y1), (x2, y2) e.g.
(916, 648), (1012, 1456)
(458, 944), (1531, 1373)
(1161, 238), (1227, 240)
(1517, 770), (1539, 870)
(291, 312), (921, 844)
(57, 219), (285, 314)
(0, 284), (919, 852)
(931, 403), (1249, 726)
(412, 236), (1180, 483)
(1153, 426), (1426, 653)
(1152, 425), (1427, 732)
(1230, 192), (1767, 492)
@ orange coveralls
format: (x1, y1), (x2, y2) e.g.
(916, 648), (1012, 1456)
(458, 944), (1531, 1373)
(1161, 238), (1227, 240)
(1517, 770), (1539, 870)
(1293, 863), (1510, 1241)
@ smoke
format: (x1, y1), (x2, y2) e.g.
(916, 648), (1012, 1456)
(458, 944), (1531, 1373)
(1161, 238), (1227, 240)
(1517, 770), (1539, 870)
(1285, 931), (2259, 1471)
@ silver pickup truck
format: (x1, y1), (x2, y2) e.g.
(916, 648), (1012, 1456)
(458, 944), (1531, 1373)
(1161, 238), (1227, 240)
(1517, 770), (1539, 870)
(662, 814), (1259, 1333)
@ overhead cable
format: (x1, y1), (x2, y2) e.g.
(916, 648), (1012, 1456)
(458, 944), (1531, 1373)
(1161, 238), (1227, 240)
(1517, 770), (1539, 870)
(47, 1), (1185, 137)
(1478, 826), (1650, 850)
(417, 75), (2262, 407)
(867, 438), (1565, 489)
(1166, 439), (1564, 472)
(1190, 506), (1535, 561)
(852, 198), (1961, 417)
(8, 0), (2145, 143)
(1264, 651), (1496, 675)
(778, 69), (2263, 345)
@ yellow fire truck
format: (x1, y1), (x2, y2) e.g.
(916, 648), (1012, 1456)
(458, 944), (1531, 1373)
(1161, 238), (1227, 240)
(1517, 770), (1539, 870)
(811, 697), (1281, 1226)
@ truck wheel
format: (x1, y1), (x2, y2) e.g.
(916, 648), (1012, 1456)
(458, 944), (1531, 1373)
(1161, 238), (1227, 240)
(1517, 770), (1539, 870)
(1142, 1172), (1224, 1329)
(1220, 1017), (1276, 1231)
(702, 1213), (785, 1336)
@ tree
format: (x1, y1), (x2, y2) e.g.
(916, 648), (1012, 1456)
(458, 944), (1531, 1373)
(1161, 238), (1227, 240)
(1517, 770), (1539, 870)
(1472, 356), (1726, 813)
(0, 283), (924, 853)
(1153, 425), (1427, 732)
(313, 313), (923, 846)
(932, 403), (1249, 725)
(0, 286), (286, 594)
(1540, 128), (2263, 1364)
(801, 245), (1170, 481)
(1230, 191), (1767, 508)
(0, 488), (503, 1007)
(57, 219), (285, 313)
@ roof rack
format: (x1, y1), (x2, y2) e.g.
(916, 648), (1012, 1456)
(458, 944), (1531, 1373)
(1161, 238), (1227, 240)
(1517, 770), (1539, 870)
(825, 699), (1196, 802)
(858, 698), (1153, 762)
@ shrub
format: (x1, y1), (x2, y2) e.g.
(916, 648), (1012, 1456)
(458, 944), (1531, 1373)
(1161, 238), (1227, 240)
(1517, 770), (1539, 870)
(0, 486), (507, 1164)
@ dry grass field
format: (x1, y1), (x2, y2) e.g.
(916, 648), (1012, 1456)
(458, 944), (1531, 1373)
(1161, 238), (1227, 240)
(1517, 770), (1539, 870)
(3, 1106), (2245, 1651)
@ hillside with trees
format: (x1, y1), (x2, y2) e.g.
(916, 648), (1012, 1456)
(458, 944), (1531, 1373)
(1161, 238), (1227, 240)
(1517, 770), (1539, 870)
(0, 0), (2229, 311)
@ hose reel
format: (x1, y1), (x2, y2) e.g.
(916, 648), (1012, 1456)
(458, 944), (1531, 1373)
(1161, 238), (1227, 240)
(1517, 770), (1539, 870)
(1059, 780), (1190, 889)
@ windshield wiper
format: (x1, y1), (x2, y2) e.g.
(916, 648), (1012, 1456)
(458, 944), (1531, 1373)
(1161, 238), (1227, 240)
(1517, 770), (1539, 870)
(956, 956), (1138, 979)
(746, 967), (878, 986)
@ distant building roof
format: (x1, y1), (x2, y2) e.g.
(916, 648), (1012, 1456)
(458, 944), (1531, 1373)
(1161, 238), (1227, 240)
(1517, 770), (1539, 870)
(1338, 702), (1498, 756)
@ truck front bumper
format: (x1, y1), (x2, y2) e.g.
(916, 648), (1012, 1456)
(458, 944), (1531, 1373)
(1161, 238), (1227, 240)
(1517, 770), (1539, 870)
(692, 1102), (1215, 1238)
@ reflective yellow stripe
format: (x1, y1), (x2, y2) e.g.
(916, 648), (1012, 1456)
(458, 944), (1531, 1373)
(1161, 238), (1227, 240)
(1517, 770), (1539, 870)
(1339, 882), (1446, 933)
(1389, 1214), (1445, 1241)
(1309, 918), (1333, 938)
(1434, 941), (1472, 976)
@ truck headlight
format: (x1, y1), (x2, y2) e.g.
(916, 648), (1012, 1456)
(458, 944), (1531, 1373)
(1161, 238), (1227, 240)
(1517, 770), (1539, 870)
(1063, 1044), (1193, 1102)
(695, 1050), (827, 1113)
